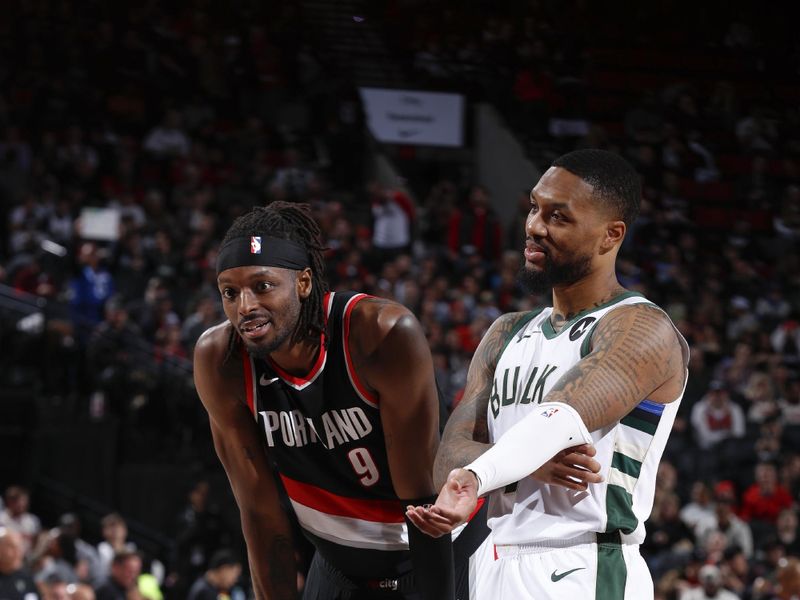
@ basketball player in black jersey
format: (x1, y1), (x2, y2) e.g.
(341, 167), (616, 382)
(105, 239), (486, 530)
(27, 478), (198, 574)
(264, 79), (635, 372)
(194, 202), (600, 600)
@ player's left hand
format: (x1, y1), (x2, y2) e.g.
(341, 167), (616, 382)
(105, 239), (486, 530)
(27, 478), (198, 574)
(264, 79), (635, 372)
(405, 468), (478, 538)
(532, 443), (603, 491)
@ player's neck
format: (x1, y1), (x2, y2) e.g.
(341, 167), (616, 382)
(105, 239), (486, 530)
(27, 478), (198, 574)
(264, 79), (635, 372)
(549, 270), (625, 332)
(269, 337), (321, 377)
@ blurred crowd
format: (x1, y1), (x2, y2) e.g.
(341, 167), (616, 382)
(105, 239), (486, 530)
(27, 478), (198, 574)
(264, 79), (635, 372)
(2, 1), (800, 599)
(0, 482), (244, 600)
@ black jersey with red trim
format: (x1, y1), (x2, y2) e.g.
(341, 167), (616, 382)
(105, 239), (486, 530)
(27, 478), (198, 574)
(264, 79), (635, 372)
(242, 291), (413, 578)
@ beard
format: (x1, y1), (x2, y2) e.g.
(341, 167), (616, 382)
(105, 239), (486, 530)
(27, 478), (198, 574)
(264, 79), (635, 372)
(241, 298), (302, 360)
(517, 251), (593, 294)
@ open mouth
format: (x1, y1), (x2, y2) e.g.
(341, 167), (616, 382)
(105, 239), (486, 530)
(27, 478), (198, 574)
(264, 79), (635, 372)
(240, 319), (270, 338)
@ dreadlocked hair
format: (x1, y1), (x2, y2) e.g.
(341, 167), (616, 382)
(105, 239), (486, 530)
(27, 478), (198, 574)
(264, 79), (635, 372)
(222, 202), (329, 358)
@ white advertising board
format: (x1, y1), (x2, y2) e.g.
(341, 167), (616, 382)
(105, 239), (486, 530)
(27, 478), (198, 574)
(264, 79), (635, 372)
(359, 88), (465, 147)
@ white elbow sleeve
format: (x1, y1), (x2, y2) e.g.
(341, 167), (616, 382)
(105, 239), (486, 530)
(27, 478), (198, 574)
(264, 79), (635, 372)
(465, 402), (593, 497)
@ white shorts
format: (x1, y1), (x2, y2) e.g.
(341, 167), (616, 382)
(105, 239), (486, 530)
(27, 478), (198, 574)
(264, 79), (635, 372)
(469, 532), (653, 600)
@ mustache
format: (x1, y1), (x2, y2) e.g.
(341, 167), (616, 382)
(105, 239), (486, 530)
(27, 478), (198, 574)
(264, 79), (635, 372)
(526, 237), (550, 253)
(238, 313), (270, 327)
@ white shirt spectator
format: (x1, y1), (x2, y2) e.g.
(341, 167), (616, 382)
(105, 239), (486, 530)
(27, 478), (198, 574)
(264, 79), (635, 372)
(690, 385), (746, 450)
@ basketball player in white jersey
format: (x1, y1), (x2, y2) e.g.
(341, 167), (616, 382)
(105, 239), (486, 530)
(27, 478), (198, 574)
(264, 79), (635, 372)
(407, 149), (689, 600)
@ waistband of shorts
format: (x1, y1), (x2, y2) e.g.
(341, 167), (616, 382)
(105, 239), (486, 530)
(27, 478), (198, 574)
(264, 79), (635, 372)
(493, 531), (633, 557)
(315, 552), (416, 593)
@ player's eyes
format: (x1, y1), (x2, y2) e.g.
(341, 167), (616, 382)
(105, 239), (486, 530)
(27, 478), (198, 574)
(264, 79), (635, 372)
(221, 288), (237, 300)
(256, 281), (274, 291)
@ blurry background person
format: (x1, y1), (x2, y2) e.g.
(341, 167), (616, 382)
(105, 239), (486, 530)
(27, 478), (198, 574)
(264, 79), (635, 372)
(96, 514), (135, 580)
(0, 527), (39, 600)
(93, 551), (142, 600)
(0, 486), (42, 554)
(186, 550), (242, 600)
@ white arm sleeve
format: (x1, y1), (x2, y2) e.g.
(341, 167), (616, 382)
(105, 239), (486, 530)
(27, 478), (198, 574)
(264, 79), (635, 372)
(465, 402), (593, 497)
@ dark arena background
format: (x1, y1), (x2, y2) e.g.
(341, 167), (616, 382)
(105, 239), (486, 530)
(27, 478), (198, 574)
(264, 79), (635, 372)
(1, 1), (799, 598)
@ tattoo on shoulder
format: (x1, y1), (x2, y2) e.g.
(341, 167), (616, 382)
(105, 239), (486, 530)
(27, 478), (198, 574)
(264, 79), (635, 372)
(546, 303), (681, 431)
(448, 312), (529, 435)
(475, 312), (530, 371)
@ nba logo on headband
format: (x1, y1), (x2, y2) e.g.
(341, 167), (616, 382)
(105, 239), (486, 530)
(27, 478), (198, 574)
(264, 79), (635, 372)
(250, 236), (261, 254)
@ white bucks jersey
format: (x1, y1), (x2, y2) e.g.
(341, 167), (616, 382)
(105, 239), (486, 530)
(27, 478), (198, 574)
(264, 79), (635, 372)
(486, 292), (686, 546)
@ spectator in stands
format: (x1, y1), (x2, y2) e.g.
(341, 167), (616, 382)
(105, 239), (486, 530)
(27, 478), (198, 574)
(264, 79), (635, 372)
(86, 296), (149, 421)
(740, 462), (793, 526)
(186, 549), (242, 600)
(696, 482), (754, 558)
(0, 485), (42, 553)
(775, 557), (800, 600)
(7, 193), (47, 255)
(180, 295), (220, 353)
(780, 374), (800, 424)
(744, 371), (782, 423)
(0, 527), (39, 600)
(269, 147), (315, 201)
(96, 514), (135, 581)
(690, 381), (746, 450)
(447, 185), (502, 263)
(369, 181), (415, 264)
(37, 572), (95, 600)
(727, 295), (760, 342)
(171, 480), (230, 597)
(57, 514), (102, 587)
(679, 564), (739, 600)
(29, 529), (81, 586)
(718, 546), (749, 598)
(68, 242), (115, 327)
(775, 508), (800, 556)
(771, 315), (800, 361)
(680, 481), (716, 534)
(143, 110), (190, 159)
(93, 551), (141, 600)
(643, 492), (694, 578)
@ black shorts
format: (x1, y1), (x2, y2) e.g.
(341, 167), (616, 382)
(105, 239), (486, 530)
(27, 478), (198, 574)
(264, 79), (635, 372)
(302, 552), (420, 600)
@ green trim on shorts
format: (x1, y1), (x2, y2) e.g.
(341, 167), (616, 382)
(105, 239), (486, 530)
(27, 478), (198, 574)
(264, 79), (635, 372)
(596, 534), (627, 600)
(605, 484), (639, 534)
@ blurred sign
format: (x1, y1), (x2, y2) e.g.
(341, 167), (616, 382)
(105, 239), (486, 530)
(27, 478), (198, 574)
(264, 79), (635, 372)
(359, 88), (464, 147)
(79, 207), (121, 241)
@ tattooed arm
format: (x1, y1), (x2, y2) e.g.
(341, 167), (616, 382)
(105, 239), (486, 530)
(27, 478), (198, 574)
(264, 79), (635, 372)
(408, 303), (687, 537)
(545, 303), (687, 430)
(432, 312), (528, 488)
(194, 324), (296, 600)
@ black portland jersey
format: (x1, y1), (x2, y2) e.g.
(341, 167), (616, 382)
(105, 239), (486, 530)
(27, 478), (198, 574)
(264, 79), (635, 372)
(242, 291), (412, 577)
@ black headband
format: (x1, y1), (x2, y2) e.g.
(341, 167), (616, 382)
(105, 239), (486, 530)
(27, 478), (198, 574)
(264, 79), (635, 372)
(216, 235), (310, 274)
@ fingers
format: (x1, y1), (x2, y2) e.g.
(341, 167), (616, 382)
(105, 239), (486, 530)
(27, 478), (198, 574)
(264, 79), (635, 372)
(405, 505), (456, 538)
(561, 451), (602, 475)
(553, 463), (603, 485)
(564, 443), (597, 457)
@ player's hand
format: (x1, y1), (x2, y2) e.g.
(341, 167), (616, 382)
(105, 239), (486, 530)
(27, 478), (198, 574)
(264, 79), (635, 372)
(405, 468), (478, 538)
(532, 443), (603, 491)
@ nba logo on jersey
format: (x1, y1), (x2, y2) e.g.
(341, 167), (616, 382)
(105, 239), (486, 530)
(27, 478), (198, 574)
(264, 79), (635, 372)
(250, 236), (262, 254)
(540, 407), (559, 418)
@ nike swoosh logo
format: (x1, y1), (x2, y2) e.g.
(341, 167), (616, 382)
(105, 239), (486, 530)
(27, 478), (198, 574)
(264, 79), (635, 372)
(259, 374), (280, 386)
(551, 567), (585, 582)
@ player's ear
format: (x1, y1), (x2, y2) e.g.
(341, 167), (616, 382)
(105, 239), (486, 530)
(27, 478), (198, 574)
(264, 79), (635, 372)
(599, 220), (626, 254)
(296, 268), (313, 299)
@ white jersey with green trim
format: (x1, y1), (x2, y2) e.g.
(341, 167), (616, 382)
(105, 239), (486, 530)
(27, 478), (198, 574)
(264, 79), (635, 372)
(485, 292), (687, 546)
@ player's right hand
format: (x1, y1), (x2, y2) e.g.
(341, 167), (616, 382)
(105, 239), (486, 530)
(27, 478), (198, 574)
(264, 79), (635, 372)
(405, 468), (478, 538)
